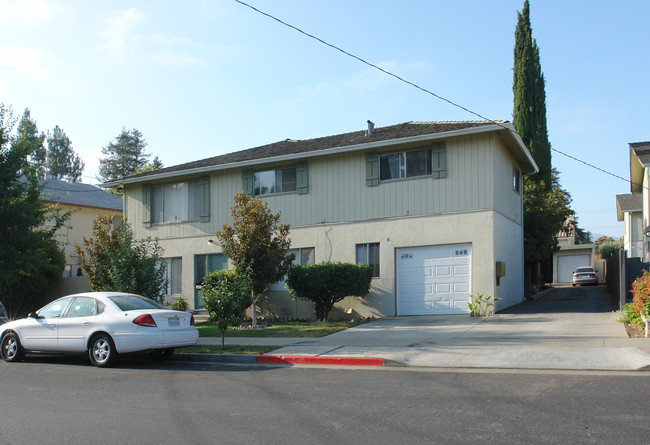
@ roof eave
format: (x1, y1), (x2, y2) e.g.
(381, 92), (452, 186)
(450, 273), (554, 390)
(104, 122), (538, 186)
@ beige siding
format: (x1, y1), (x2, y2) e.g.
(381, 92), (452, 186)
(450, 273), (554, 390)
(492, 134), (523, 225)
(127, 132), (514, 241)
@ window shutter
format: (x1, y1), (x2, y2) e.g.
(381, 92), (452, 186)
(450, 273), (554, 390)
(242, 169), (254, 195)
(198, 176), (210, 222)
(296, 162), (308, 194)
(431, 143), (446, 179)
(142, 184), (151, 226)
(366, 152), (379, 186)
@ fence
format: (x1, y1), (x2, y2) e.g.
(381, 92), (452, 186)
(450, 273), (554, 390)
(606, 249), (649, 308)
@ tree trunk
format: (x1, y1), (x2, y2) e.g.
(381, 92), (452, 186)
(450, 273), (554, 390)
(221, 331), (225, 350)
(251, 289), (257, 328)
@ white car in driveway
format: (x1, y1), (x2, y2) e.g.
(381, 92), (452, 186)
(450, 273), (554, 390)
(0, 292), (198, 367)
(572, 266), (598, 286)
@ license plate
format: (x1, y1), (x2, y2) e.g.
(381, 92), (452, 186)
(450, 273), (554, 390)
(168, 318), (180, 327)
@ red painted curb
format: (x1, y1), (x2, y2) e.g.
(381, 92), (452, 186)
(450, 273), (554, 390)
(257, 354), (384, 367)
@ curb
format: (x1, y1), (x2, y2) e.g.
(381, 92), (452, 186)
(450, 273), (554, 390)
(176, 353), (384, 367)
(257, 354), (384, 367)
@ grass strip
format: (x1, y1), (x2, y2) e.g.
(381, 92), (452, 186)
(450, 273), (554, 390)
(196, 321), (359, 338)
(178, 345), (278, 355)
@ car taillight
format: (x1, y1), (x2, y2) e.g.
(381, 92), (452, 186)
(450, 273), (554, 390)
(133, 314), (157, 327)
(190, 315), (195, 326)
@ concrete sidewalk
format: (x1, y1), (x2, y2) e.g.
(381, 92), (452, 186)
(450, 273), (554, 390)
(180, 286), (650, 371)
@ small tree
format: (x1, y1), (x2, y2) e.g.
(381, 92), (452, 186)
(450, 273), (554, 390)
(201, 269), (252, 349)
(216, 191), (295, 327)
(75, 216), (168, 304)
(287, 262), (373, 321)
(597, 240), (622, 260)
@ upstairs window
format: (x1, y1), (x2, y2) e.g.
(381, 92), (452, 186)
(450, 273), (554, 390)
(512, 165), (521, 193)
(380, 149), (432, 180)
(367, 142), (446, 186)
(143, 176), (210, 225)
(254, 167), (297, 196)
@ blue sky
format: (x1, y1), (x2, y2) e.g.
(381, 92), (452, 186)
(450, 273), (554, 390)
(2, 0), (648, 239)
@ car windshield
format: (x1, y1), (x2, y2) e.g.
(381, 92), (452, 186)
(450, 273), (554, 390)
(575, 267), (594, 273)
(108, 295), (165, 311)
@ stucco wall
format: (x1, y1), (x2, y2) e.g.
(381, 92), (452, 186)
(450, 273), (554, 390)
(156, 210), (511, 318)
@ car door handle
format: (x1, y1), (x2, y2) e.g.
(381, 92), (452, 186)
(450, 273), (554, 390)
(48, 324), (55, 328)
(83, 321), (92, 326)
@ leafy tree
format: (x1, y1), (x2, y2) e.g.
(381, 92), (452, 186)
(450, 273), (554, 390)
(597, 240), (622, 259)
(522, 174), (573, 276)
(287, 262), (373, 321)
(595, 235), (614, 247)
(0, 103), (66, 315)
(45, 125), (84, 182)
(75, 215), (168, 304)
(99, 128), (151, 182)
(216, 191), (295, 327)
(201, 269), (252, 349)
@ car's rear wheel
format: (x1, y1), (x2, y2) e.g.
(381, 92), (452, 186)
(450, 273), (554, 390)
(1, 332), (25, 362)
(89, 334), (117, 368)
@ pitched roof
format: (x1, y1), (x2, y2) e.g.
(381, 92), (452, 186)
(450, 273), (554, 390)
(105, 120), (536, 185)
(616, 193), (642, 212)
(630, 141), (650, 165)
(41, 178), (123, 211)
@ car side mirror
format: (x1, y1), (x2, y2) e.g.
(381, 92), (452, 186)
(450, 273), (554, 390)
(28, 312), (41, 319)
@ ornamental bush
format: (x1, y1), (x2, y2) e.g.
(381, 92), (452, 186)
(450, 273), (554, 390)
(286, 262), (373, 321)
(201, 269), (252, 349)
(631, 270), (650, 321)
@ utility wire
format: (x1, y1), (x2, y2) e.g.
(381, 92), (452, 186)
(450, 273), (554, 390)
(233, 0), (641, 192)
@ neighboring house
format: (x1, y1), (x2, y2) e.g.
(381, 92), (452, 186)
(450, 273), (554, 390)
(105, 121), (538, 318)
(616, 193), (643, 258)
(552, 217), (596, 283)
(41, 178), (123, 278)
(622, 141), (650, 261)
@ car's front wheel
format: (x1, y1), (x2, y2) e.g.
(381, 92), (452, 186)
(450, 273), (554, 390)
(1, 332), (25, 362)
(89, 334), (117, 368)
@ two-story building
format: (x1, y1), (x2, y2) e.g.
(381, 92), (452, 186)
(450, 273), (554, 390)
(105, 121), (538, 319)
(617, 141), (650, 260)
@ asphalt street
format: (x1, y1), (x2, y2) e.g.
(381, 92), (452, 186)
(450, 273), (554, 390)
(0, 358), (648, 444)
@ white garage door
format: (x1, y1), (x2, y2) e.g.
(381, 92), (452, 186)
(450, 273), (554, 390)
(557, 255), (590, 283)
(397, 244), (472, 315)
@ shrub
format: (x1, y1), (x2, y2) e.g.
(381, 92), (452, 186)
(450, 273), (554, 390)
(286, 262), (373, 321)
(172, 296), (189, 312)
(200, 269), (252, 349)
(597, 240), (622, 260)
(631, 270), (650, 318)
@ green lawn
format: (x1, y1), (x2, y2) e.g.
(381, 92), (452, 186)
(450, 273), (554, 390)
(178, 345), (278, 355)
(196, 321), (359, 338)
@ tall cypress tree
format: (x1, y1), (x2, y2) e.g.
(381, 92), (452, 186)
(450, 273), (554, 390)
(513, 0), (552, 186)
(513, 1), (571, 291)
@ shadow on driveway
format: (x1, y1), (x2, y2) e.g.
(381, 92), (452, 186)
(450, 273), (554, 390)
(498, 284), (618, 315)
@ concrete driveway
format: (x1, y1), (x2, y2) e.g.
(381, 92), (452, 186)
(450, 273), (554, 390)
(264, 285), (650, 370)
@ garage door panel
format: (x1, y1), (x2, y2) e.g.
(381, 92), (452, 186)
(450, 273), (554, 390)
(397, 244), (471, 315)
(558, 255), (590, 283)
(434, 265), (451, 276)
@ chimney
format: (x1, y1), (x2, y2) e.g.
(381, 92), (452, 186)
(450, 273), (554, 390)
(365, 120), (375, 136)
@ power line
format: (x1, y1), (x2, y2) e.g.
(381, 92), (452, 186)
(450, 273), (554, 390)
(233, 0), (641, 192)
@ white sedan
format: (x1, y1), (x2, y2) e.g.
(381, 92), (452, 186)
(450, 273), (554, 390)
(0, 292), (198, 367)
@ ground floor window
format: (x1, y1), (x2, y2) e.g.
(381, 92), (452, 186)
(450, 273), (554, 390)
(164, 257), (182, 295)
(356, 242), (380, 277)
(194, 254), (228, 308)
(272, 247), (315, 291)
